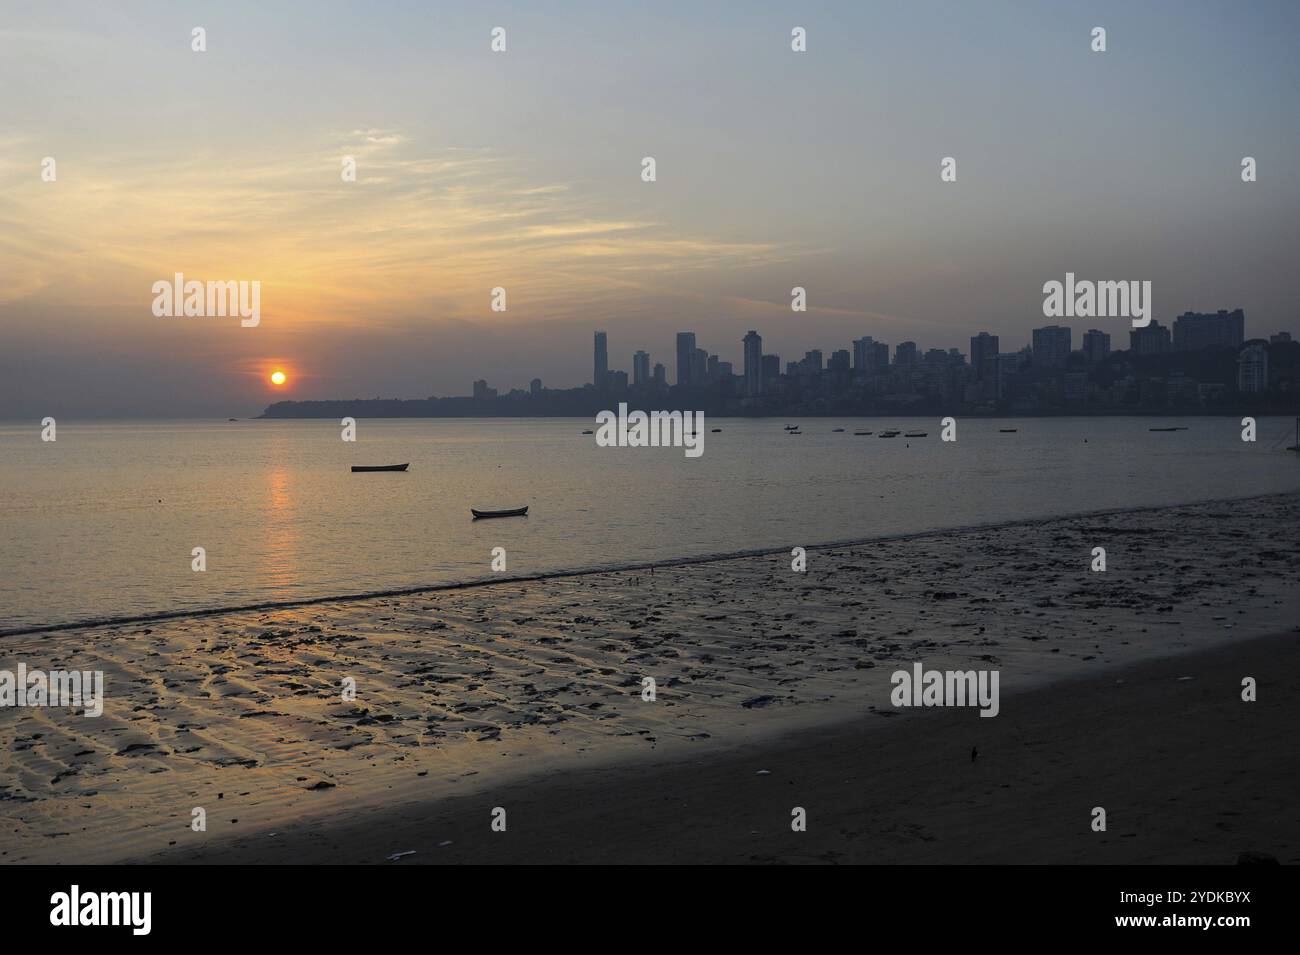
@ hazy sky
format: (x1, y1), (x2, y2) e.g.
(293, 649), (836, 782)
(2, 0), (1298, 417)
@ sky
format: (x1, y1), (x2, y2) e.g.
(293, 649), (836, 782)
(2, 0), (1298, 417)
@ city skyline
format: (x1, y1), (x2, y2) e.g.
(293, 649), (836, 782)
(261, 307), (1297, 419)
(529, 309), (1284, 402)
(4, 1), (1300, 417)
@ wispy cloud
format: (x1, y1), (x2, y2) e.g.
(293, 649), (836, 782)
(0, 127), (792, 325)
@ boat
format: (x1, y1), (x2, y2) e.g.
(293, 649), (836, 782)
(999, 428), (1017, 433)
(832, 428), (845, 432)
(472, 506), (528, 519)
(783, 425), (798, 431)
(351, 463), (409, 472)
(878, 430), (900, 438)
(581, 429), (594, 435)
(787, 429), (802, 435)
(904, 430), (928, 438)
(854, 431), (872, 436)
(1149, 427), (1181, 432)
(711, 428), (721, 433)
(227, 417), (238, 421)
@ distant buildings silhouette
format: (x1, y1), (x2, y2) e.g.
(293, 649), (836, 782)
(262, 309), (1300, 418)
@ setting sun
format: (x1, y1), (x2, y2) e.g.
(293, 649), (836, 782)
(270, 370), (287, 386)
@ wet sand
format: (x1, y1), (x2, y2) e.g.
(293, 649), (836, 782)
(2, 492), (1297, 864)
(137, 629), (1300, 865)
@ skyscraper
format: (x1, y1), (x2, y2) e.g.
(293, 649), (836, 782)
(1130, 321), (1171, 355)
(894, 342), (917, 367)
(675, 332), (696, 386)
(1237, 341), (1269, 392)
(969, 333), (999, 381)
(743, 330), (763, 396)
(593, 331), (608, 388)
(652, 362), (666, 386)
(632, 350), (650, 386)
(1032, 325), (1072, 367)
(1173, 310), (1245, 352)
(692, 347), (708, 385)
(866, 341), (889, 373)
(852, 336), (874, 372)
(1082, 329), (1110, 364)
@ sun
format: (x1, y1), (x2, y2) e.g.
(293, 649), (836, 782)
(270, 370), (287, 386)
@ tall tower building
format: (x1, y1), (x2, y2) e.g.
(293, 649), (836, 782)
(1031, 325), (1072, 367)
(632, 350), (650, 386)
(969, 332), (999, 381)
(743, 330), (763, 396)
(675, 332), (696, 386)
(852, 336), (875, 372)
(1082, 329), (1110, 364)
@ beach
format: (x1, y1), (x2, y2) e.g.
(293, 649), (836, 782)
(2, 492), (1297, 865)
(138, 630), (1300, 865)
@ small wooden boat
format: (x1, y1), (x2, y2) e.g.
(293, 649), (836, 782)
(1149, 427), (1181, 432)
(783, 425), (798, 431)
(832, 428), (845, 432)
(854, 431), (872, 436)
(581, 429), (594, 435)
(999, 428), (1017, 433)
(711, 428), (721, 433)
(472, 506), (528, 519)
(879, 430), (900, 438)
(904, 430), (928, 438)
(351, 463), (409, 472)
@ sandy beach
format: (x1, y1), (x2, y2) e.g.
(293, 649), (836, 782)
(2, 492), (1297, 865)
(137, 629), (1300, 865)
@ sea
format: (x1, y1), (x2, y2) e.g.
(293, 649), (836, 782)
(2, 415), (1297, 633)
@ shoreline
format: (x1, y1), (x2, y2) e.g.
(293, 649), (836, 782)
(6, 488), (1296, 638)
(134, 629), (1300, 865)
(2, 492), (1296, 864)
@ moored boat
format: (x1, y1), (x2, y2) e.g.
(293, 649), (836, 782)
(351, 463), (409, 472)
(472, 506), (529, 519)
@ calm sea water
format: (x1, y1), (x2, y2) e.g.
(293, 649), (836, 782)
(2, 416), (1297, 632)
